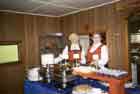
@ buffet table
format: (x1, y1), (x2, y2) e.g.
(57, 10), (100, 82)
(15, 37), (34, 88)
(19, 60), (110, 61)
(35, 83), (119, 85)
(24, 77), (108, 94)
(24, 77), (140, 94)
(73, 69), (130, 94)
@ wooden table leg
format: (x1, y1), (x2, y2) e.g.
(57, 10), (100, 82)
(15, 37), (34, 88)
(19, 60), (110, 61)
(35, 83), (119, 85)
(109, 80), (125, 94)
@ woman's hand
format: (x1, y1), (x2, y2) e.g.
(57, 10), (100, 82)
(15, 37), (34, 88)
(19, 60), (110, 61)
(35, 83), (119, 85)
(72, 67), (78, 75)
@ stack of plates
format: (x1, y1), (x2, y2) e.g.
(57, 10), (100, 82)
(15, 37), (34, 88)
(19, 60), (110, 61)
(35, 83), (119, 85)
(27, 67), (42, 81)
(72, 84), (108, 94)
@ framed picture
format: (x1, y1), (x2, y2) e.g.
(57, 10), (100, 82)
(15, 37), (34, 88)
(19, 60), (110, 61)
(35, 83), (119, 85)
(39, 32), (65, 57)
(0, 41), (21, 64)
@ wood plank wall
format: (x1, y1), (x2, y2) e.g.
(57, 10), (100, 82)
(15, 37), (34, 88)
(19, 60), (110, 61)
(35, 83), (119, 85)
(0, 12), (60, 94)
(60, 3), (129, 70)
(0, 2), (130, 94)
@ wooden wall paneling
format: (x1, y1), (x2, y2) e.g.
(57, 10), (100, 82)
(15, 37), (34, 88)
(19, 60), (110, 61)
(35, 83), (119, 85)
(37, 17), (60, 36)
(24, 15), (33, 67)
(106, 3), (128, 70)
(2, 13), (25, 41)
(106, 4), (119, 68)
(94, 6), (107, 31)
(60, 17), (67, 35)
(113, 4), (129, 70)
(0, 12), (61, 94)
(71, 14), (79, 34)
(1, 12), (26, 65)
(60, 17), (69, 43)
(116, 13), (124, 69)
(24, 15), (40, 67)
(124, 20), (129, 71)
(117, 13), (127, 69)
(62, 14), (78, 35)
(121, 20), (129, 71)
(0, 13), (5, 40)
(113, 7), (123, 69)
(94, 7), (100, 30)
(32, 16), (40, 67)
(77, 11), (89, 34)
(88, 9), (95, 33)
(0, 12), (25, 94)
(67, 15), (78, 35)
(61, 15), (75, 39)
(105, 15), (111, 65)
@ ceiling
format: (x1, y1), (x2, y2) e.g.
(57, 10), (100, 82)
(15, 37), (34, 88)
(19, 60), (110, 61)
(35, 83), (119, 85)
(0, 0), (120, 17)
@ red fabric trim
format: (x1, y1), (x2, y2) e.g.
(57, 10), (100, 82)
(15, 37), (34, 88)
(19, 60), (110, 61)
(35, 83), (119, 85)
(87, 45), (103, 64)
(68, 50), (81, 63)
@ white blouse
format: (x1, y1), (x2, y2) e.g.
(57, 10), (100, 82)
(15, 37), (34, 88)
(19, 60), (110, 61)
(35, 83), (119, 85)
(89, 43), (109, 68)
(55, 44), (86, 64)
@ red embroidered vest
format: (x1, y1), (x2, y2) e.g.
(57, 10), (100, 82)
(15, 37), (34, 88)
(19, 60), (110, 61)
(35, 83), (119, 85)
(87, 45), (103, 64)
(68, 45), (82, 63)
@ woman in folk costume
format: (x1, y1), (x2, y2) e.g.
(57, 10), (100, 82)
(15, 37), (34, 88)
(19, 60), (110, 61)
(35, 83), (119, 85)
(87, 32), (109, 69)
(55, 33), (86, 64)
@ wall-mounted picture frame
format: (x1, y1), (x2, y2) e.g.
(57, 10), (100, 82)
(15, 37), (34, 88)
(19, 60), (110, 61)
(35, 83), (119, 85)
(0, 41), (21, 64)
